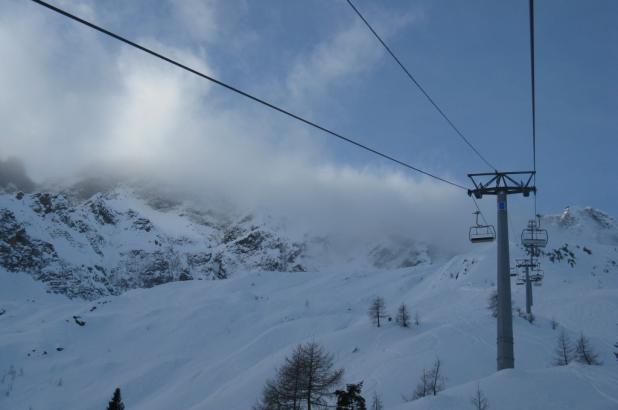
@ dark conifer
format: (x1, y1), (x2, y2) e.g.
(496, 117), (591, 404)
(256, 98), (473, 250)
(335, 382), (366, 410)
(106, 387), (125, 410)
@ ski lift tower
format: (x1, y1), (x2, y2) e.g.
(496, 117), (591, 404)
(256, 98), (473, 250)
(468, 171), (536, 371)
(520, 217), (548, 317)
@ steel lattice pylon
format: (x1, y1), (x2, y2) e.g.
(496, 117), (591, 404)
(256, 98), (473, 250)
(467, 171), (536, 371)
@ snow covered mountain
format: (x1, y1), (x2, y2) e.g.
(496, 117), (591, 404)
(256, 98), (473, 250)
(0, 193), (617, 409)
(0, 188), (307, 299)
(0, 187), (430, 300)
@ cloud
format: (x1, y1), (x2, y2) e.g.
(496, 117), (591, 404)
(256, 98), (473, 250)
(285, 5), (421, 103)
(286, 21), (383, 101)
(0, 0), (473, 255)
(170, 0), (219, 43)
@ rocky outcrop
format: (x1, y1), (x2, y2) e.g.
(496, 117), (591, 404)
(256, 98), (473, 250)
(0, 189), (309, 299)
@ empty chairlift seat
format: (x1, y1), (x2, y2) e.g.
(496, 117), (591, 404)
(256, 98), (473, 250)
(469, 211), (496, 243)
(521, 220), (548, 248)
(470, 225), (496, 243)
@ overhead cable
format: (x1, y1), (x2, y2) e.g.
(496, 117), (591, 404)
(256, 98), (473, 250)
(31, 0), (470, 191)
(346, 0), (498, 172)
(528, 0), (538, 215)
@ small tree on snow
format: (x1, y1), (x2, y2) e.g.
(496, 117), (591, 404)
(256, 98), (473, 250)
(405, 368), (430, 401)
(614, 341), (618, 363)
(368, 297), (387, 328)
(369, 391), (383, 410)
(396, 303), (410, 328)
(406, 358), (445, 401)
(106, 388), (125, 410)
(551, 317), (559, 330)
(487, 290), (498, 318)
(428, 358), (445, 396)
(575, 333), (601, 365)
(470, 384), (489, 410)
(552, 330), (574, 366)
(414, 311), (421, 326)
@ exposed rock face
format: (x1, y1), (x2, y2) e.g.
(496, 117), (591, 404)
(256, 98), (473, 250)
(0, 189), (308, 299)
(0, 209), (59, 272)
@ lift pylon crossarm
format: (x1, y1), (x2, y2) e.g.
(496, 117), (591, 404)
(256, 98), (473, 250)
(515, 259), (539, 269)
(467, 171), (536, 198)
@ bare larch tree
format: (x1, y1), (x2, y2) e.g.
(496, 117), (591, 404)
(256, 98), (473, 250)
(552, 330), (574, 366)
(406, 358), (446, 401)
(395, 303), (410, 328)
(368, 297), (387, 328)
(369, 391), (383, 410)
(254, 342), (344, 410)
(470, 383), (489, 410)
(575, 333), (601, 365)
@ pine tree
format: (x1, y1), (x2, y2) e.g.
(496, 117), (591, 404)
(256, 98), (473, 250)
(575, 333), (601, 365)
(552, 330), (574, 366)
(106, 388), (125, 410)
(614, 341), (618, 363)
(368, 297), (387, 328)
(369, 392), (383, 410)
(335, 382), (366, 410)
(395, 303), (410, 328)
(470, 384), (489, 410)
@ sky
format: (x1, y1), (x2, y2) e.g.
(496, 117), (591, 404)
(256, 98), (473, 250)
(0, 0), (616, 247)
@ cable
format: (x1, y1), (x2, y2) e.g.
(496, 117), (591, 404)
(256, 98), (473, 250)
(471, 196), (489, 226)
(31, 0), (470, 191)
(346, 0), (498, 172)
(529, 0), (538, 215)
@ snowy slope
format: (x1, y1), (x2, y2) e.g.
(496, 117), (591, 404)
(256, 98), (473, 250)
(1, 206), (617, 409)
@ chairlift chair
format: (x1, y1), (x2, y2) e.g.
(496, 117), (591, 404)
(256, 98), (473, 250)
(521, 219), (548, 248)
(530, 270), (544, 282)
(469, 211), (496, 243)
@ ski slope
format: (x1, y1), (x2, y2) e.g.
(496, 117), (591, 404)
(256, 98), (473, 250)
(1, 207), (617, 409)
